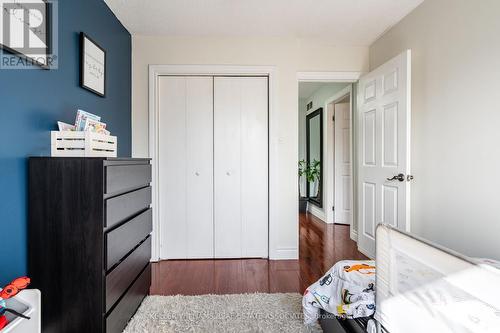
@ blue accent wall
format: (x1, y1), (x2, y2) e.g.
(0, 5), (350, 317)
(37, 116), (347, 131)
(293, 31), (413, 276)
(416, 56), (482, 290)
(0, 0), (131, 285)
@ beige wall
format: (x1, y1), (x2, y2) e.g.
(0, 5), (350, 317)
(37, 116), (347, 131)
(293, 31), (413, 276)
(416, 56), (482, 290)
(132, 35), (369, 258)
(370, 0), (500, 259)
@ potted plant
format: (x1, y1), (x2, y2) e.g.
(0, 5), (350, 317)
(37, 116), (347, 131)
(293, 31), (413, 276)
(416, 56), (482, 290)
(308, 159), (321, 198)
(298, 159), (322, 212)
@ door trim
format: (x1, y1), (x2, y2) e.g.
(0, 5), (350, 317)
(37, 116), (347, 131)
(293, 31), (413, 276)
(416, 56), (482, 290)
(297, 71), (363, 82)
(324, 85), (353, 229)
(149, 65), (277, 261)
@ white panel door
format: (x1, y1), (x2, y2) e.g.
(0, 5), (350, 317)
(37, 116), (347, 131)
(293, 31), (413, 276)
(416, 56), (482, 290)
(357, 50), (411, 258)
(334, 103), (352, 225)
(214, 77), (268, 258)
(158, 76), (214, 259)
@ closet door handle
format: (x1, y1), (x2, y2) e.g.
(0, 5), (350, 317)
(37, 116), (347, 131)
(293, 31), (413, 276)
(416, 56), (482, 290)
(195, 172), (200, 176)
(226, 171), (231, 176)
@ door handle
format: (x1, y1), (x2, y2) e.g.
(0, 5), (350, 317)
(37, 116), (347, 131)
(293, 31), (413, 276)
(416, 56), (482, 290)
(195, 172), (200, 176)
(387, 173), (405, 182)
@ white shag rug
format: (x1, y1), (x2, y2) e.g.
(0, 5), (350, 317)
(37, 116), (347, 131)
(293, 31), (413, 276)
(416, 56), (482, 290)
(123, 293), (322, 333)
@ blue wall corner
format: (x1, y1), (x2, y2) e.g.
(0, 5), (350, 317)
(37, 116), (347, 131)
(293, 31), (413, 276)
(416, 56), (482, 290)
(0, 0), (132, 286)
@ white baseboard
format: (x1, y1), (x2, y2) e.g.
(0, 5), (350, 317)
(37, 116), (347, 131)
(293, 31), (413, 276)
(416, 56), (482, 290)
(308, 204), (326, 222)
(270, 247), (298, 260)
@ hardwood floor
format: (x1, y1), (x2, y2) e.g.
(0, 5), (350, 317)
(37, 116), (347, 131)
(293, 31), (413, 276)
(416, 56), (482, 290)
(150, 212), (367, 295)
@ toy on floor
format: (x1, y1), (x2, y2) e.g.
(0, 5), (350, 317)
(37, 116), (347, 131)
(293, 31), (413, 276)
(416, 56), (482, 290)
(0, 277), (31, 329)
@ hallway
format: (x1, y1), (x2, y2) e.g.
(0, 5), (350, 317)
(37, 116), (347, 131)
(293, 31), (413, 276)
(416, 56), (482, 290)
(150, 213), (367, 295)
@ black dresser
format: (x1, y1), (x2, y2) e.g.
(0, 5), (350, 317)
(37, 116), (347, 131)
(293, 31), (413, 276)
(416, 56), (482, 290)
(28, 157), (152, 333)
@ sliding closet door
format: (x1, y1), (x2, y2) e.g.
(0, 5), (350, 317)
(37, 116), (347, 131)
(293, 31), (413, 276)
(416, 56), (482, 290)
(214, 77), (268, 258)
(158, 76), (214, 259)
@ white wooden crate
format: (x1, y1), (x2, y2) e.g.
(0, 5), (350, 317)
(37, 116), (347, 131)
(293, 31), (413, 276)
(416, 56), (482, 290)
(51, 131), (117, 157)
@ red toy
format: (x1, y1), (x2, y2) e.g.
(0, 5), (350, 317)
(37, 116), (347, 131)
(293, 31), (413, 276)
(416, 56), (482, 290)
(0, 315), (7, 329)
(0, 277), (31, 300)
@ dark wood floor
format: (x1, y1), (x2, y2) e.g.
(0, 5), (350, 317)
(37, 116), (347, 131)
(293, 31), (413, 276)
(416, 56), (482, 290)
(150, 213), (367, 295)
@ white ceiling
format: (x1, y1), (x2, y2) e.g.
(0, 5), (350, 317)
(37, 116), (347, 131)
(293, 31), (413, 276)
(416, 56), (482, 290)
(105, 0), (423, 46)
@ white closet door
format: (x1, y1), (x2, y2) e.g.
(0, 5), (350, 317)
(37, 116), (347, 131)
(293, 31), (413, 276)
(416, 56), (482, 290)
(214, 77), (268, 258)
(158, 76), (214, 259)
(240, 78), (268, 257)
(214, 77), (242, 258)
(159, 77), (186, 259)
(185, 77), (214, 258)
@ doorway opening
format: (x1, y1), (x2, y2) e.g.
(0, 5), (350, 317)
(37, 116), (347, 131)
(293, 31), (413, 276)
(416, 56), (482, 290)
(298, 51), (412, 260)
(298, 80), (356, 241)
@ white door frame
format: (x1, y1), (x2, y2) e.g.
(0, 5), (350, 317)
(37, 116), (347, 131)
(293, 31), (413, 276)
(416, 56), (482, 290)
(324, 85), (352, 224)
(297, 72), (362, 242)
(149, 65), (277, 261)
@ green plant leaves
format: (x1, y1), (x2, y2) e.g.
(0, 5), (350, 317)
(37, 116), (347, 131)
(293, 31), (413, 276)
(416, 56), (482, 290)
(298, 159), (321, 183)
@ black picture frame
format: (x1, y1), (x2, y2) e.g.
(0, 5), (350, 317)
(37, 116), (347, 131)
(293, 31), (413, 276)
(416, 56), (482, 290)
(306, 107), (323, 208)
(0, 0), (52, 69)
(80, 32), (106, 97)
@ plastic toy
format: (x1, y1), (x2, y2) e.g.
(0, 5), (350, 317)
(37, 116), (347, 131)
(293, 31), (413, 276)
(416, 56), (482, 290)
(0, 315), (7, 330)
(0, 277), (31, 329)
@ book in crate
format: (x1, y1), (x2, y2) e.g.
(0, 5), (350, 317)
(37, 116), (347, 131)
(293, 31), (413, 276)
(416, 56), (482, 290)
(51, 131), (117, 157)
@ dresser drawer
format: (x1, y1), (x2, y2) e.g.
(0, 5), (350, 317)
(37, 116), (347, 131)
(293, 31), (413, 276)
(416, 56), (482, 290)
(105, 164), (151, 196)
(105, 186), (151, 229)
(106, 208), (152, 270)
(106, 264), (150, 333)
(106, 236), (151, 312)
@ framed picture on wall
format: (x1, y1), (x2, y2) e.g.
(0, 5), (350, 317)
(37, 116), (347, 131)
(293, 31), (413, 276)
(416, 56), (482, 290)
(80, 32), (106, 97)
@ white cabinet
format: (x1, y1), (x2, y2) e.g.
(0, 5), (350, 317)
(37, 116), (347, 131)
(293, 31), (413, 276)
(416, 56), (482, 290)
(158, 76), (268, 259)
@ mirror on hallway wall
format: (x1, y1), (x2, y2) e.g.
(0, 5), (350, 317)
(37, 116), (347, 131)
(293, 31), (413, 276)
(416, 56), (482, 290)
(306, 108), (323, 207)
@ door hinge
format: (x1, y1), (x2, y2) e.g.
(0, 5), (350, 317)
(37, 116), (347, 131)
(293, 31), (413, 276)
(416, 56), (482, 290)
(332, 206), (335, 211)
(332, 115), (335, 122)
